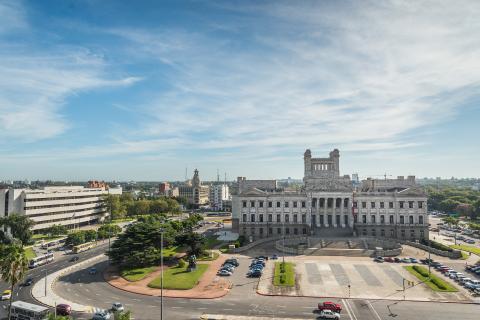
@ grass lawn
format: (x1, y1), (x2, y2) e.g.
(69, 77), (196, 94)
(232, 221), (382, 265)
(204, 236), (223, 249)
(24, 247), (36, 260)
(121, 266), (156, 282)
(404, 266), (458, 292)
(273, 262), (295, 287)
(450, 245), (480, 256)
(148, 264), (208, 290)
(163, 246), (184, 258)
(197, 251), (220, 261)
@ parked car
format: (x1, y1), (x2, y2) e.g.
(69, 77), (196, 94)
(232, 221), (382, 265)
(318, 301), (342, 313)
(89, 267), (97, 275)
(1, 290), (11, 301)
(92, 311), (112, 320)
(23, 278), (33, 286)
(224, 259), (239, 267)
(384, 257), (394, 263)
(394, 258), (401, 263)
(401, 258), (411, 263)
(217, 270), (232, 276)
(111, 303), (124, 312)
(271, 254), (278, 260)
(247, 270), (262, 278)
(373, 257), (384, 263)
(409, 258), (419, 263)
(317, 309), (340, 319)
(56, 304), (72, 316)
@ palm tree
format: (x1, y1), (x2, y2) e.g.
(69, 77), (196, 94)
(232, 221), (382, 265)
(0, 242), (29, 319)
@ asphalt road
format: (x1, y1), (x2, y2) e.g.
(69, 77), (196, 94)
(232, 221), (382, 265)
(2, 241), (480, 320)
(0, 241), (111, 319)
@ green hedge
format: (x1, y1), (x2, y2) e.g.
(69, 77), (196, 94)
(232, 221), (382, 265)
(421, 239), (452, 252)
(404, 266), (458, 292)
(413, 265), (429, 277)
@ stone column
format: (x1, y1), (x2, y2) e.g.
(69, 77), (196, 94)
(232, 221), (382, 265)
(324, 197), (328, 227)
(340, 198), (344, 228)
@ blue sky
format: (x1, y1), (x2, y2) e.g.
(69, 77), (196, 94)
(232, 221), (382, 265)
(1, 0), (479, 181)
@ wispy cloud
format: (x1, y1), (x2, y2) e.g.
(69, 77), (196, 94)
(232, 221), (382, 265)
(104, 0), (480, 159)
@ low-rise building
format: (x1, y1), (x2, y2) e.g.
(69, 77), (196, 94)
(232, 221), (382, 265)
(0, 186), (117, 233)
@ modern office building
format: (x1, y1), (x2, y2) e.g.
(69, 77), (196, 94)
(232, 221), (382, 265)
(232, 149), (428, 241)
(0, 186), (119, 232)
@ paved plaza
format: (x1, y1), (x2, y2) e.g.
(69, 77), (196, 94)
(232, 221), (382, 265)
(258, 257), (472, 302)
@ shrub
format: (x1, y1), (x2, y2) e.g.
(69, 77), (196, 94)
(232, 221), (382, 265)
(280, 274), (286, 284)
(178, 258), (186, 268)
(413, 265), (429, 277)
(432, 278), (447, 290)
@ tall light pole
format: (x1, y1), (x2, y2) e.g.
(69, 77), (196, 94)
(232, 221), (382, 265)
(159, 228), (164, 320)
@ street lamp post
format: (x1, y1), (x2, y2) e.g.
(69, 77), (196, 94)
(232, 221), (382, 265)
(160, 228), (164, 320)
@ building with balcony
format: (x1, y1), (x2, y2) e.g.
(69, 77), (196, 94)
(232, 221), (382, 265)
(232, 149), (428, 241)
(0, 186), (116, 233)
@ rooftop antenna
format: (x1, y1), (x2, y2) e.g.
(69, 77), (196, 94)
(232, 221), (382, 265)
(217, 169), (220, 182)
(185, 167), (188, 181)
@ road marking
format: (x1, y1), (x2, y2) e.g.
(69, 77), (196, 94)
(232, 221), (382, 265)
(342, 299), (357, 320)
(197, 307), (207, 310)
(366, 300), (382, 320)
(171, 307), (182, 309)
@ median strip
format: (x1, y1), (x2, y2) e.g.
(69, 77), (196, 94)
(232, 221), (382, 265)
(404, 265), (458, 292)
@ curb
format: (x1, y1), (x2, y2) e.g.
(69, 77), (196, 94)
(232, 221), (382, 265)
(255, 289), (480, 305)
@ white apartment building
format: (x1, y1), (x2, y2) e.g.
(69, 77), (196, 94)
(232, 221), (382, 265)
(209, 184), (230, 210)
(0, 186), (119, 232)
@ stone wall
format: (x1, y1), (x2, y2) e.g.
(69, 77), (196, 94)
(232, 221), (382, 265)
(404, 241), (462, 259)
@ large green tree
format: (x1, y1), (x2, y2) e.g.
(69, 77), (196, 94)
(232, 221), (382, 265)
(0, 243), (29, 319)
(0, 214), (35, 246)
(176, 232), (205, 257)
(104, 194), (127, 220)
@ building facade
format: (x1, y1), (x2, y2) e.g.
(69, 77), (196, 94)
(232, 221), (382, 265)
(209, 184), (230, 211)
(232, 149), (428, 241)
(0, 186), (116, 232)
(178, 169), (210, 207)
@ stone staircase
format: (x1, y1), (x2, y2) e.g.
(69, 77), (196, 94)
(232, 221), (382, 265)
(304, 247), (373, 256)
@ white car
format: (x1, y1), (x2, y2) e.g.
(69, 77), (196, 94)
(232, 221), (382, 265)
(112, 303), (124, 312)
(92, 311), (112, 320)
(318, 309), (340, 319)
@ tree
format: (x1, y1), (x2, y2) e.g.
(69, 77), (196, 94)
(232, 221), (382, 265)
(442, 216), (459, 227)
(66, 231), (86, 246)
(114, 310), (132, 320)
(97, 224), (122, 239)
(45, 224), (68, 237)
(149, 199), (169, 214)
(134, 200), (150, 216)
(104, 194), (127, 220)
(0, 243), (29, 319)
(176, 232), (205, 257)
(0, 214), (35, 246)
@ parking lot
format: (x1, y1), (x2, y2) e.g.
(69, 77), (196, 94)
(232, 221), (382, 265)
(257, 256), (473, 302)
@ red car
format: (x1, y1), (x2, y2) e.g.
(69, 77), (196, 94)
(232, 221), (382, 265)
(384, 257), (394, 263)
(56, 304), (72, 316)
(318, 301), (342, 313)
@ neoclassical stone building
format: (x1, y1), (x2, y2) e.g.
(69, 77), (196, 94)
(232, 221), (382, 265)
(232, 149), (428, 241)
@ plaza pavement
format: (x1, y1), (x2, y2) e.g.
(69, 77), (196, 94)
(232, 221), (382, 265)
(257, 255), (476, 303)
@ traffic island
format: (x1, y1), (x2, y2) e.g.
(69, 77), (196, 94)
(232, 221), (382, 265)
(404, 266), (458, 292)
(104, 254), (232, 298)
(273, 262), (295, 287)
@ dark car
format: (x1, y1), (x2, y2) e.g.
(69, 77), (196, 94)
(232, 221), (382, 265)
(23, 278), (33, 286)
(247, 270), (262, 278)
(56, 304), (72, 316)
(394, 257), (401, 263)
(70, 256), (79, 262)
(224, 259), (239, 267)
(384, 257), (394, 263)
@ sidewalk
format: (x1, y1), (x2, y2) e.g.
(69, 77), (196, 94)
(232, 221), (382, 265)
(104, 254), (232, 299)
(32, 255), (105, 312)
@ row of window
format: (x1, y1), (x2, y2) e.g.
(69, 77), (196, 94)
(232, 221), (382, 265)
(24, 194), (103, 202)
(360, 228), (425, 239)
(357, 214), (424, 224)
(34, 212), (103, 227)
(25, 200), (104, 210)
(243, 200), (425, 209)
(354, 201), (424, 209)
(243, 213), (308, 223)
(242, 200), (307, 208)
(243, 226), (308, 236)
(26, 207), (106, 219)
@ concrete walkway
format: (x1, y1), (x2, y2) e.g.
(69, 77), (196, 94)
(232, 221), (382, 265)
(104, 254), (232, 298)
(32, 254), (106, 312)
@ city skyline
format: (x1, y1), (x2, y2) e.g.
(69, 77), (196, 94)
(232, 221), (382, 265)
(1, 0), (480, 180)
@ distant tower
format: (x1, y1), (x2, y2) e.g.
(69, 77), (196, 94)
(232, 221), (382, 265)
(304, 149), (312, 178)
(192, 169), (201, 187)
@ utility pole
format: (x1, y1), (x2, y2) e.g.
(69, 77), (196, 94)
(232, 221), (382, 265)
(428, 250), (431, 275)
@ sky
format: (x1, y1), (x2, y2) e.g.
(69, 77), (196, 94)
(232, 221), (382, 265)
(0, 0), (479, 181)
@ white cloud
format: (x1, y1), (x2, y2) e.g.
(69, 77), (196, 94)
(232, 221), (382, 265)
(105, 0), (480, 159)
(0, 0), (27, 34)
